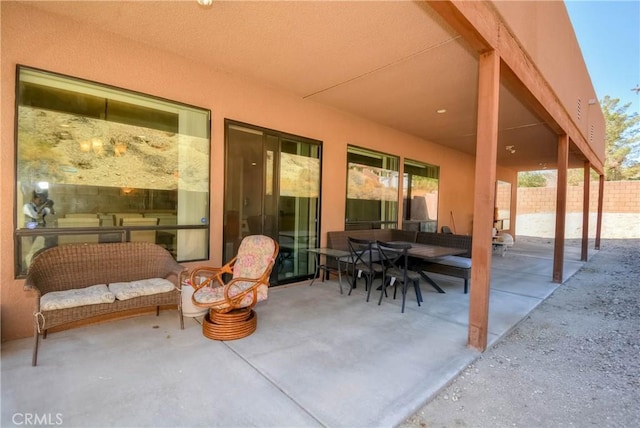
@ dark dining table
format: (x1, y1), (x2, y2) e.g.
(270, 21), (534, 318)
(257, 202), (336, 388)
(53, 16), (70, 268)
(387, 241), (467, 293)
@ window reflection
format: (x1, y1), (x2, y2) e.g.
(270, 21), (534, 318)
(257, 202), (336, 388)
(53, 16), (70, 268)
(346, 146), (399, 230)
(15, 66), (211, 276)
(403, 159), (439, 232)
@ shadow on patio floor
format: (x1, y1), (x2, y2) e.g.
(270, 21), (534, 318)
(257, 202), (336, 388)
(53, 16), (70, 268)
(1, 238), (589, 427)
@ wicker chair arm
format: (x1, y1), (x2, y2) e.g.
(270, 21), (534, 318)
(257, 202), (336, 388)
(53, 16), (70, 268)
(189, 261), (235, 291)
(223, 276), (263, 297)
(23, 278), (42, 296)
(165, 258), (188, 279)
(222, 276), (266, 308)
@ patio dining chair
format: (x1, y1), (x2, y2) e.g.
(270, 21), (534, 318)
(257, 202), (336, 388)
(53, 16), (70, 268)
(376, 241), (422, 313)
(189, 234), (279, 340)
(347, 237), (383, 300)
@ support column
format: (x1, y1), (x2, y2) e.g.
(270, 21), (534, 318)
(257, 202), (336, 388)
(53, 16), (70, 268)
(553, 135), (569, 283)
(581, 161), (590, 261)
(468, 50), (499, 351)
(595, 174), (604, 250)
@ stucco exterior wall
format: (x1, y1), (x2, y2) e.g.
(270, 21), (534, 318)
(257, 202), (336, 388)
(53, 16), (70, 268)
(1, 3), (498, 340)
(493, 1), (606, 163)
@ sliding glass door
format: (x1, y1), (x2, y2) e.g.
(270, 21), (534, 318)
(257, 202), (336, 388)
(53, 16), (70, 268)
(224, 121), (321, 284)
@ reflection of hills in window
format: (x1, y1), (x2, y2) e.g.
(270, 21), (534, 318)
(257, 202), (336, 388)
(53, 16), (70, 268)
(279, 153), (320, 198)
(347, 163), (398, 201)
(17, 106), (209, 192)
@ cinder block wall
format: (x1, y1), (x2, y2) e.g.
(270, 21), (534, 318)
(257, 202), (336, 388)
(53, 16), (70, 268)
(517, 181), (640, 214)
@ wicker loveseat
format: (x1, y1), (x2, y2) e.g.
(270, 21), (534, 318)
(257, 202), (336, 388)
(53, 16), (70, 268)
(24, 242), (187, 366)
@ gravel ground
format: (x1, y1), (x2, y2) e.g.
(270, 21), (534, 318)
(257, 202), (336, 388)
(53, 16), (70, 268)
(400, 237), (640, 428)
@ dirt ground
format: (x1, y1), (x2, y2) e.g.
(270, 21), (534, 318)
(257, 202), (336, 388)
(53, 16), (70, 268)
(399, 236), (640, 427)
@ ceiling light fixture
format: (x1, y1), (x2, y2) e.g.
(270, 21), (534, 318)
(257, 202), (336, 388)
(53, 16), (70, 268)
(505, 145), (516, 154)
(436, 109), (447, 114)
(197, 0), (213, 7)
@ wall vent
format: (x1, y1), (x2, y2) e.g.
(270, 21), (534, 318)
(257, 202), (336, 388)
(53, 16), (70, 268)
(577, 98), (582, 121)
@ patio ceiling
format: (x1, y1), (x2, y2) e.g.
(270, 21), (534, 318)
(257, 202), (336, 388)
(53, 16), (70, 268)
(29, 0), (579, 170)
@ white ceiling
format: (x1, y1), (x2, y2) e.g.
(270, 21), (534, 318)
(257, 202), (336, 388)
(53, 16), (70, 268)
(29, 0), (568, 170)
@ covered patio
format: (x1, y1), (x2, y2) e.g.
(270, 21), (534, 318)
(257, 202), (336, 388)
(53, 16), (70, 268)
(2, 240), (590, 427)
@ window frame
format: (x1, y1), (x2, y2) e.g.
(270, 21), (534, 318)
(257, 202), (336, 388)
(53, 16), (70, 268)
(345, 145), (400, 230)
(14, 65), (211, 277)
(402, 158), (440, 232)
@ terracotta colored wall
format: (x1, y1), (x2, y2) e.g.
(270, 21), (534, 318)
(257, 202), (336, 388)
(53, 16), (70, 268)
(1, 4), (489, 340)
(517, 181), (640, 214)
(493, 1), (606, 164)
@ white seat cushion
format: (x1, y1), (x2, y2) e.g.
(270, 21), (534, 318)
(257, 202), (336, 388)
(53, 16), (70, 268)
(109, 278), (175, 301)
(40, 284), (115, 311)
(431, 255), (472, 269)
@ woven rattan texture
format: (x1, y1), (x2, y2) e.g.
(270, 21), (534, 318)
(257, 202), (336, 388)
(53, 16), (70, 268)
(25, 242), (184, 294)
(202, 309), (257, 340)
(415, 232), (472, 257)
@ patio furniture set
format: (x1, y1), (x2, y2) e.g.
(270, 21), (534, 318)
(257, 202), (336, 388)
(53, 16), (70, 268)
(23, 230), (472, 365)
(24, 235), (279, 366)
(321, 229), (472, 291)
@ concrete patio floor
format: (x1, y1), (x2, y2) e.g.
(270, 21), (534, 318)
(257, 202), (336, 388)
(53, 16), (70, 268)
(1, 240), (590, 427)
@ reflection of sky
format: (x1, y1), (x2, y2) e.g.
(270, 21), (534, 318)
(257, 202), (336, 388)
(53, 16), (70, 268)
(379, 173), (399, 188)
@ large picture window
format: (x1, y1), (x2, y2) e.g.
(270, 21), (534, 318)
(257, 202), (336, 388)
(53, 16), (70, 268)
(15, 66), (210, 276)
(346, 146), (399, 230)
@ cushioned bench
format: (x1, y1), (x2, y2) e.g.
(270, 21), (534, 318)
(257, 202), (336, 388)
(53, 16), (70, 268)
(24, 242), (187, 366)
(326, 229), (417, 252)
(415, 232), (472, 293)
(325, 229), (417, 273)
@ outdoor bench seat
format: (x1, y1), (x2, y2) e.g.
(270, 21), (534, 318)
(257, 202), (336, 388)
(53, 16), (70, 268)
(325, 229), (417, 273)
(24, 241), (187, 366)
(429, 255), (472, 269)
(414, 232), (472, 293)
(326, 229), (418, 253)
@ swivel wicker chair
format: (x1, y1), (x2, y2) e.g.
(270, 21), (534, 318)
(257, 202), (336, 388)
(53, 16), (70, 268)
(189, 235), (279, 340)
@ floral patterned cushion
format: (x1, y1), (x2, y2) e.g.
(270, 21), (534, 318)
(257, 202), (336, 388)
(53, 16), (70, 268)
(193, 283), (268, 311)
(232, 235), (277, 279)
(109, 278), (175, 301)
(193, 235), (276, 309)
(40, 284), (115, 311)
